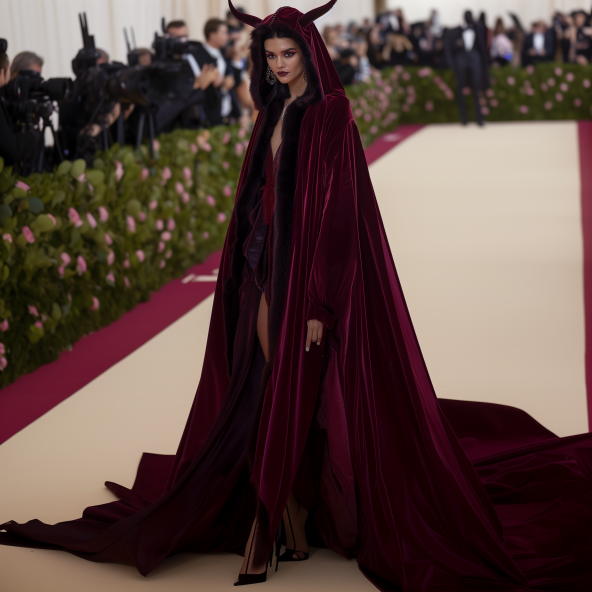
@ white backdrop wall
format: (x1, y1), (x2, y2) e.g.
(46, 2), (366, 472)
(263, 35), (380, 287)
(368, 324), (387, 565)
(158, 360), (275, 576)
(0, 0), (590, 80)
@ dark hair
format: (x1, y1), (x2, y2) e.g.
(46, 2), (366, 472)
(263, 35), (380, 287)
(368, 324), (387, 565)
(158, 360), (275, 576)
(0, 52), (9, 73)
(204, 18), (226, 40)
(166, 20), (187, 32)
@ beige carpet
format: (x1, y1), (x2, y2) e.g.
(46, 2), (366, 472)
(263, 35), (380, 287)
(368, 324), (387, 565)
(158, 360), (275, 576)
(0, 121), (587, 591)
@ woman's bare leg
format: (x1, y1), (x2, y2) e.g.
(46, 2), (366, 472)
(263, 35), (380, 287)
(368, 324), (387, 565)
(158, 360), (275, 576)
(238, 292), (270, 577)
(282, 491), (309, 558)
(257, 292), (269, 363)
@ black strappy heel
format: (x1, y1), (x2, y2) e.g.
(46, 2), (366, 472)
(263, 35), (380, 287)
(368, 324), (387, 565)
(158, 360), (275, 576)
(278, 505), (310, 562)
(235, 522), (282, 586)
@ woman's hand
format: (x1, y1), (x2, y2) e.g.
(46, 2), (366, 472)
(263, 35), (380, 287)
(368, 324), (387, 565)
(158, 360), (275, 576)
(306, 319), (323, 352)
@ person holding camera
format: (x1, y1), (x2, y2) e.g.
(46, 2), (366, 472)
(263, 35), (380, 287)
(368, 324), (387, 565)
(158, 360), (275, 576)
(0, 48), (38, 167)
(168, 18), (241, 126)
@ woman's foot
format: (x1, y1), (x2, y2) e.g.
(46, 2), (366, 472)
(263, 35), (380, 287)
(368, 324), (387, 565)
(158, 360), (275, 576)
(280, 491), (309, 561)
(236, 520), (269, 581)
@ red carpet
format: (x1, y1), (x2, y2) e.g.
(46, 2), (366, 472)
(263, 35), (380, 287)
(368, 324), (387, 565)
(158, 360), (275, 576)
(0, 126), (423, 445)
(578, 121), (592, 430)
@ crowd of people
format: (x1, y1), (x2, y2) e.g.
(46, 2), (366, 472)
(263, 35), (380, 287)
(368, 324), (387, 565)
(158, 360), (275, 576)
(3, 6), (592, 170)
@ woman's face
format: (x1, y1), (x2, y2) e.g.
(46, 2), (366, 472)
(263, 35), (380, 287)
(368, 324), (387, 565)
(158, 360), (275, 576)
(264, 37), (304, 85)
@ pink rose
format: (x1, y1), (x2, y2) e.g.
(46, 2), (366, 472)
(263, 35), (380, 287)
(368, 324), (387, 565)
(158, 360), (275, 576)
(0, 342), (5, 354)
(58, 266), (65, 277)
(61, 252), (71, 266)
(158, 241), (165, 253)
(98, 206), (109, 222)
(541, 83), (548, 92)
(22, 226), (35, 243)
(0, 356), (7, 371)
(544, 101), (553, 110)
(114, 160), (124, 182)
(417, 67), (431, 78)
(187, 231), (193, 241)
(238, 127), (247, 139)
(126, 215), (136, 233)
(402, 71), (410, 81)
(555, 92), (563, 102)
(48, 214), (56, 226)
(16, 180), (30, 192)
(182, 192), (190, 204)
(141, 168), (149, 181)
(190, 143), (198, 153)
(124, 276), (130, 288)
(203, 231), (210, 239)
(183, 166), (192, 180)
(175, 206), (180, 213)
(519, 105), (529, 114)
(354, 108), (363, 117)
(165, 249), (172, 259)
(155, 219), (164, 231)
(222, 131), (231, 144)
(106, 272), (115, 283)
(159, 260), (166, 269)
(526, 65), (535, 75)
(217, 212), (227, 223)
(235, 142), (244, 156)
(506, 76), (515, 86)
(547, 78), (556, 87)
(555, 67), (563, 76)
(370, 125), (378, 134)
(86, 212), (97, 228)
(2, 233), (12, 244)
(77, 173), (86, 183)
(149, 200), (158, 210)
(566, 72), (575, 82)
(527, 88), (535, 96)
(425, 101), (434, 112)
(223, 185), (232, 197)
(0, 320), (8, 332)
(107, 250), (115, 266)
(585, 79), (591, 89)
(90, 297), (100, 311)
(560, 83), (568, 92)
(28, 305), (39, 317)
(485, 89), (494, 98)
(575, 98), (582, 107)
(206, 195), (216, 206)
(490, 99), (498, 107)
(197, 136), (212, 151)
(87, 182), (94, 195)
(105, 233), (113, 245)
(175, 181), (184, 195)
(462, 87), (471, 96)
(162, 166), (172, 181)
(123, 259), (130, 269)
(161, 231), (172, 242)
(222, 161), (229, 170)
(135, 249), (145, 263)
(138, 212), (146, 222)
(35, 321), (43, 330)
(363, 113), (372, 122)
(68, 208), (83, 227)
(76, 255), (87, 275)
(153, 139), (160, 151)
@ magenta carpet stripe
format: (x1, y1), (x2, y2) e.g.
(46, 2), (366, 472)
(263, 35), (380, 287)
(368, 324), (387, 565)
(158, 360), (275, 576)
(0, 126), (423, 445)
(578, 121), (592, 431)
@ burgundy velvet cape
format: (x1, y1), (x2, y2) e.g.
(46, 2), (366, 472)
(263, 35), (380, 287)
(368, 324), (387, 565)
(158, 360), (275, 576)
(2, 5), (592, 591)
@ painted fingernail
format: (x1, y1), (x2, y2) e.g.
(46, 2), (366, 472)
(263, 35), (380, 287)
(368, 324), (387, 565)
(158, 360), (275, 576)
(317, 341), (320, 345)
(306, 347), (309, 352)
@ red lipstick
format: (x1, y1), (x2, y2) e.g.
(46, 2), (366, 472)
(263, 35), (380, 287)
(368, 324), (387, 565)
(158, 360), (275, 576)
(277, 71), (289, 77)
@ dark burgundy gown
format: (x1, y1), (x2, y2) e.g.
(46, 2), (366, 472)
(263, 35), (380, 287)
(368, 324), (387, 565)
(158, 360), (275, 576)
(2, 4), (592, 591)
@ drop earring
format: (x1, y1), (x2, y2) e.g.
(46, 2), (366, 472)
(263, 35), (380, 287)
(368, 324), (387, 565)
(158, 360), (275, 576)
(266, 66), (277, 85)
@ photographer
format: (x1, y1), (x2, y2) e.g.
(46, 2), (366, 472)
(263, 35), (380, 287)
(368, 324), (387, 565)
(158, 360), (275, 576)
(10, 51), (44, 78)
(168, 18), (241, 126)
(0, 49), (37, 167)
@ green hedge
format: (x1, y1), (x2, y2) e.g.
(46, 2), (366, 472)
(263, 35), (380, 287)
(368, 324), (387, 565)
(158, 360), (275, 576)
(1, 62), (589, 390)
(0, 75), (400, 389)
(391, 63), (592, 124)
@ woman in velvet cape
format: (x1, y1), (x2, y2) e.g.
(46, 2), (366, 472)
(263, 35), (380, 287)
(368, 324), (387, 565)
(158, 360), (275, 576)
(2, 2), (592, 590)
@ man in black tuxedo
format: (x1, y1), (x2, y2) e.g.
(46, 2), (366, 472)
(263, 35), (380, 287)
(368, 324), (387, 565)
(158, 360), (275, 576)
(444, 11), (490, 126)
(522, 21), (556, 65)
(167, 19), (241, 127)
